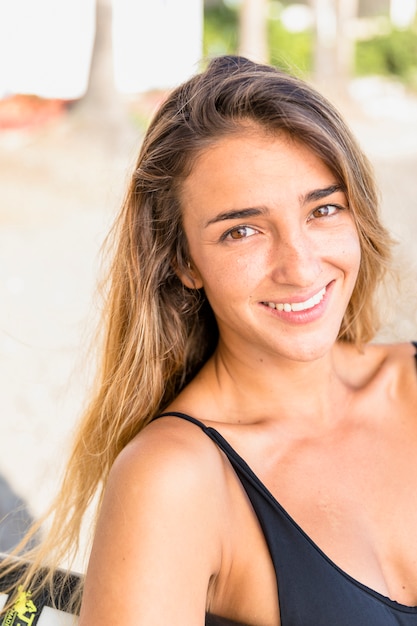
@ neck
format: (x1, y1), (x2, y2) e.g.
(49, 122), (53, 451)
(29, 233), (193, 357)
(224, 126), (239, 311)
(202, 340), (353, 429)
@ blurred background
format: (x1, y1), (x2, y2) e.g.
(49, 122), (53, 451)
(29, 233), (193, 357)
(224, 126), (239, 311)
(0, 0), (416, 564)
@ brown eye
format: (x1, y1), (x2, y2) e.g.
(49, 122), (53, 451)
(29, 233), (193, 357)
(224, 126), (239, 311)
(311, 204), (342, 219)
(226, 226), (258, 240)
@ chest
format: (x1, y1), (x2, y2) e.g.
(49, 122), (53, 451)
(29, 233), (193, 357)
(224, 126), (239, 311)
(211, 370), (417, 624)
(256, 407), (417, 606)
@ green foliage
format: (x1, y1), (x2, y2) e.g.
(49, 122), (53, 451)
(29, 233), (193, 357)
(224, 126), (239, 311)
(203, 3), (239, 59)
(203, 2), (417, 89)
(204, 1), (313, 75)
(268, 18), (313, 75)
(356, 23), (417, 88)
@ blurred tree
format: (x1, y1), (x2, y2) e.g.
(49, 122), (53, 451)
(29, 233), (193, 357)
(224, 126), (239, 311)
(238, 0), (269, 62)
(203, 1), (239, 57)
(204, 0), (417, 91)
(79, 0), (203, 141)
(74, 0), (131, 147)
(311, 0), (358, 93)
(80, 0), (119, 114)
(206, 0), (355, 92)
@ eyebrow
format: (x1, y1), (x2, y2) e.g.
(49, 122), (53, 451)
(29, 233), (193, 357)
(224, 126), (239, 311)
(204, 184), (345, 228)
(204, 207), (267, 227)
(301, 183), (345, 204)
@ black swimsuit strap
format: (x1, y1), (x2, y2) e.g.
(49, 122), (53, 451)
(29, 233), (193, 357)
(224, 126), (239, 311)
(155, 411), (208, 429)
(154, 393), (417, 623)
(154, 411), (243, 464)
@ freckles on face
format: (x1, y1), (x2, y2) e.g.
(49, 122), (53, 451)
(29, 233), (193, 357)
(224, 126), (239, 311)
(178, 129), (361, 358)
(181, 132), (357, 271)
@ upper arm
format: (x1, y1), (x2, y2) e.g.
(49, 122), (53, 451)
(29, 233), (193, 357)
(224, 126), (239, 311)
(79, 421), (225, 626)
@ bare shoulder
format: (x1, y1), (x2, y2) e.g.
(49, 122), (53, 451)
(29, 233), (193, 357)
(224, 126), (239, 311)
(110, 414), (230, 515)
(371, 340), (417, 381)
(333, 341), (417, 446)
(102, 414), (230, 558)
(378, 341), (417, 399)
(80, 416), (228, 625)
(335, 340), (416, 397)
(349, 342), (417, 414)
(116, 414), (225, 477)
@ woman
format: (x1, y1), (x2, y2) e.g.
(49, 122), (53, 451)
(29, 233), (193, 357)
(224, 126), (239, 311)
(3, 55), (417, 625)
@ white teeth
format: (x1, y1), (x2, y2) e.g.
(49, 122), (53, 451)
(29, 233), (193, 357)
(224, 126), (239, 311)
(266, 287), (326, 312)
(291, 300), (310, 312)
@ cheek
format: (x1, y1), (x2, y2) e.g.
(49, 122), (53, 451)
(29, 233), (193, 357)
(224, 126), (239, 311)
(347, 232), (362, 269)
(328, 226), (361, 266)
(339, 231), (362, 286)
(202, 257), (251, 290)
(196, 252), (260, 309)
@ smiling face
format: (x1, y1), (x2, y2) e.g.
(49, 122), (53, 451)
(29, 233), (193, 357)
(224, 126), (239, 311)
(179, 128), (361, 365)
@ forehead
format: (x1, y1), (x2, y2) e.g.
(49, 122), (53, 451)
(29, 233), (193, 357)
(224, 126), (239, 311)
(180, 129), (338, 213)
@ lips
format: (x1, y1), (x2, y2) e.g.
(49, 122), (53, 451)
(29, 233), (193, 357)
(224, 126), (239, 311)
(263, 286), (326, 312)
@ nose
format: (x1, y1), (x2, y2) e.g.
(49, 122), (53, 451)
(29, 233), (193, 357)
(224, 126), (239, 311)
(270, 229), (322, 287)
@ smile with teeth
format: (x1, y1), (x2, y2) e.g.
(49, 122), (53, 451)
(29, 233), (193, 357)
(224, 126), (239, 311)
(265, 286), (326, 312)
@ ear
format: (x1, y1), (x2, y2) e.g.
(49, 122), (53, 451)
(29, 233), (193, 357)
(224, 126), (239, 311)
(175, 259), (204, 290)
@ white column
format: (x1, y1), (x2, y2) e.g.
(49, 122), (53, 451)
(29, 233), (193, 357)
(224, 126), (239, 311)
(238, 0), (269, 63)
(112, 0), (204, 93)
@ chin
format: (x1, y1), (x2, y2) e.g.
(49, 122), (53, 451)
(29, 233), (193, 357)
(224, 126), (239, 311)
(272, 332), (339, 364)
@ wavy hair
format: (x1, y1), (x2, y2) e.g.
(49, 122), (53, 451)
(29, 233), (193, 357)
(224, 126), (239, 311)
(0, 55), (392, 612)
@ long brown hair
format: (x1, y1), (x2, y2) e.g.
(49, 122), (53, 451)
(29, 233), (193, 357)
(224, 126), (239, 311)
(0, 55), (392, 612)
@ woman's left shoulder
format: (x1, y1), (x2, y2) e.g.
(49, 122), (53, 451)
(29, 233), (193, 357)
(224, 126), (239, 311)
(379, 340), (417, 368)
(369, 341), (417, 395)
(337, 340), (416, 392)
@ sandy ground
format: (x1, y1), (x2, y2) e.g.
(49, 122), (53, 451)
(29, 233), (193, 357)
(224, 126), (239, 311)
(0, 78), (416, 567)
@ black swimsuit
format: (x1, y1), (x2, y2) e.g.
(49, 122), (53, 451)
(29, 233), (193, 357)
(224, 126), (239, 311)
(156, 344), (417, 626)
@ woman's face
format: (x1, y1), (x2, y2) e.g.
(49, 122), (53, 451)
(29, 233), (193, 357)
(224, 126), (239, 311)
(179, 129), (361, 364)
